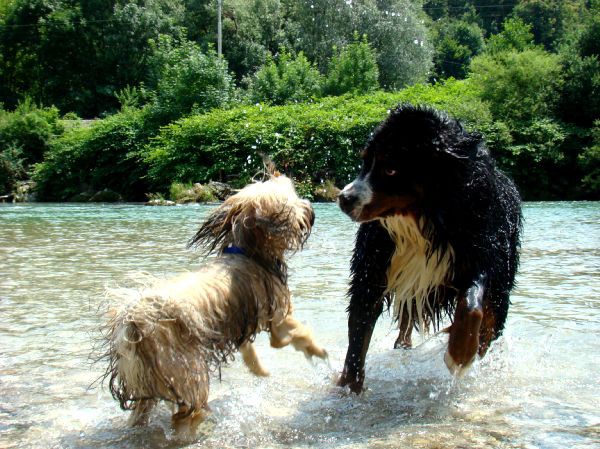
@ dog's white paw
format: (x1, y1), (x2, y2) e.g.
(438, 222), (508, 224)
(443, 350), (473, 377)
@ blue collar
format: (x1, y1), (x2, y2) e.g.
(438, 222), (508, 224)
(223, 245), (245, 255)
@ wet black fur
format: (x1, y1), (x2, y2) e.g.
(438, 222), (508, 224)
(342, 104), (522, 385)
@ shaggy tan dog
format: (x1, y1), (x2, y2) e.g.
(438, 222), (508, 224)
(103, 174), (327, 437)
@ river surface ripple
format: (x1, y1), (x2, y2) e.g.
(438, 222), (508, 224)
(0, 202), (599, 449)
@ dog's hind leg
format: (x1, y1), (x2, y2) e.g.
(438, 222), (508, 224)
(240, 341), (270, 377)
(270, 316), (328, 360)
(444, 274), (486, 376)
(172, 404), (209, 439)
(478, 291), (509, 357)
(127, 399), (157, 427)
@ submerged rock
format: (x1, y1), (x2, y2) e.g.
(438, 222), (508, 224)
(3, 181), (38, 203)
(69, 192), (94, 202)
(207, 181), (234, 201)
(89, 189), (123, 202)
(146, 198), (176, 206)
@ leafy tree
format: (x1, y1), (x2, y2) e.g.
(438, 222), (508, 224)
(365, 0), (433, 88)
(218, 0), (289, 80)
(284, 0), (432, 89)
(245, 48), (322, 105)
(513, 0), (569, 50)
(469, 48), (563, 123)
(558, 10), (600, 126)
(469, 48), (575, 199)
(282, 0), (352, 71)
(102, 0), (185, 101)
(579, 120), (600, 197)
(422, 0), (448, 21)
(0, 0), (85, 111)
(147, 35), (236, 121)
(486, 17), (536, 54)
(423, 0), (515, 35)
(0, 98), (62, 163)
(180, 0), (213, 43)
(0, 0), (185, 116)
(0, 99), (63, 193)
(468, 0), (515, 34)
(324, 33), (379, 96)
(431, 18), (484, 79)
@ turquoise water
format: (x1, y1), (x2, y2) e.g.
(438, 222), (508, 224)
(1, 202), (599, 448)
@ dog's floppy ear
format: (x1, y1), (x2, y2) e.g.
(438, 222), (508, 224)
(187, 198), (273, 255)
(187, 203), (239, 254)
(439, 124), (483, 161)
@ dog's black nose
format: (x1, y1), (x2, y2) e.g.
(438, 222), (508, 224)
(338, 190), (358, 214)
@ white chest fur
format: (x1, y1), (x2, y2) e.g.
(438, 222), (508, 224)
(381, 215), (454, 330)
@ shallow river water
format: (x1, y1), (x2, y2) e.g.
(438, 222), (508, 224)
(1, 201), (599, 449)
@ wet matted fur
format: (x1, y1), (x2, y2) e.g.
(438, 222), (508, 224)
(102, 174), (327, 436)
(337, 104), (522, 393)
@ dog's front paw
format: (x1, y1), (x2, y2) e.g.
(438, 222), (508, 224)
(306, 344), (328, 360)
(336, 370), (364, 394)
(443, 350), (474, 377)
(249, 364), (270, 377)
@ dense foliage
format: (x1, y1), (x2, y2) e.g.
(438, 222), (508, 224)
(0, 0), (598, 200)
(0, 100), (64, 193)
(245, 49), (322, 105)
(29, 80), (506, 200)
(323, 33), (380, 97)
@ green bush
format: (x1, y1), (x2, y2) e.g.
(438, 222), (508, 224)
(324, 33), (380, 96)
(431, 19), (485, 79)
(33, 107), (151, 200)
(0, 99), (63, 163)
(37, 76), (591, 201)
(0, 144), (25, 194)
(147, 35), (236, 122)
(0, 99), (64, 194)
(144, 79), (494, 194)
(469, 49), (563, 124)
(245, 49), (323, 105)
(579, 120), (600, 198)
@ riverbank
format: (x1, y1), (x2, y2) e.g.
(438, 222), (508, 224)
(3, 81), (598, 203)
(0, 179), (340, 204)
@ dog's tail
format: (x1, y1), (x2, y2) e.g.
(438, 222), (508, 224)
(103, 288), (210, 417)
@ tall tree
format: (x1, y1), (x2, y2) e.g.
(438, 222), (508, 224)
(285, 0), (432, 89)
(218, 0), (288, 79)
(513, 0), (571, 50)
(0, 0), (185, 116)
(558, 8), (600, 126)
(431, 18), (484, 79)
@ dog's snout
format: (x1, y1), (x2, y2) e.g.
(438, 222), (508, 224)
(338, 189), (358, 214)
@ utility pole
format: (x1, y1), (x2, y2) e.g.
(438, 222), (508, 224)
(217, 0), (223, 58)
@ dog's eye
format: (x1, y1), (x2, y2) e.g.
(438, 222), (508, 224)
(384, 168), (397, 176)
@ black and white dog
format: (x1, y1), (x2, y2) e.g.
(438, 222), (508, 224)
(337, 104), (522, 393)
